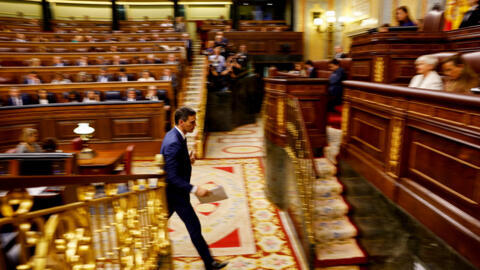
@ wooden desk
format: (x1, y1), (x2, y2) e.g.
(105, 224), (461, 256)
(76, 149), (125, 175)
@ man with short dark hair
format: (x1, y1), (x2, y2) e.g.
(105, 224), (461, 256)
(160, 107), (228, 270)
(7, 87), (30, 106)
(305, 60), (317, 78)
(328, 58), (347, 111)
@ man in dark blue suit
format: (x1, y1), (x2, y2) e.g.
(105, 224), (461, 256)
(160, 107), (228, 270)
(327, 58), (347, 112)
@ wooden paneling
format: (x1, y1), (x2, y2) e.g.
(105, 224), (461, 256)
(0, 102), (166, 156)
(341, 80), (480, 268)
(264, 78), (329, 153)
(112, 118), (151, 139)
(349, 27), (480, 84)
(350, 108), (389, 165)
(207, 32), (303, 56)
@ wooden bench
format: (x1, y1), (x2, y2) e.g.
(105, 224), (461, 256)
(0, 101), (166, 156)
(0, 80), (174, 106)
(0, 51), (183, 66)
(0, 31), (184, 42)
(0, 64), (179, 84)
(0, 23), (175, 33)
(206, 31), (303, 57)
(0, 41), (186, 53)
(341, 80), (480, 268)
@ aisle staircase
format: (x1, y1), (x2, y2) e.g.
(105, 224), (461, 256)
(181, 41), (208, 157)
(313, 127), (367, 268)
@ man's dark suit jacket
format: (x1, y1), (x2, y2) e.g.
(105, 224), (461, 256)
(116, 74), (134, 82)
(328, 67), (347, 108)
(7, 94), (30, 106)
(460, 6), (480, 28)
(160, 128), (193, 205)
(308, 67), (318, 78)
(96, 75), (113, 82)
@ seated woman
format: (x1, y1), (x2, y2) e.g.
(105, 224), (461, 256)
(408, 55), (443, 90)
(288, 63), (306, 76)
(16, 128), (42, 153)
(396, 6), (416, 26)
(440, 54), (479, 94)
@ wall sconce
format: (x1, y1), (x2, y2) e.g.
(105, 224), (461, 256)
(313, 11), (324, 32)
(74, 122), (96, 159)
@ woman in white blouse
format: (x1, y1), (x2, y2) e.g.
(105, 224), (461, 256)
(409, 55), (443, 90)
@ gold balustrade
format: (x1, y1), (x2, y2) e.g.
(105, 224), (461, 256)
(0, 155), (171, 270)
(284, 97), (316, 252)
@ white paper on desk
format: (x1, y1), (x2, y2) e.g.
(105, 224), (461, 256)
(196, 185), (228, 204)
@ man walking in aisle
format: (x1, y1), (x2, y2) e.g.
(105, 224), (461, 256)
(160, 107), (228, 270)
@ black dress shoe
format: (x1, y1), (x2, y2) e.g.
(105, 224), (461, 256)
(211, 260), (228, 269)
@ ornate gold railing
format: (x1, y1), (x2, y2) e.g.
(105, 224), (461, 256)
(0, 156), (170, 270)
(284, 97), (316, 256)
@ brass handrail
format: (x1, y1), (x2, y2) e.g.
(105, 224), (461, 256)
(0, 156), (171, 270)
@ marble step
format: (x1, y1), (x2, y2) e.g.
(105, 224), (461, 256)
(314, 217), (358, 242)
(315, 177), (343, 198)
(315, 238), (367, 267)
(314, 196), (349, 218)
(314, 158), (337, 178)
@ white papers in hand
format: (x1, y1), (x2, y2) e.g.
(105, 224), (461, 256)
(196, 185), (228, 204)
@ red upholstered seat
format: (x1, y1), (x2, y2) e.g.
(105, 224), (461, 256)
(72, 137), (83, 151)
(122, 145), (135, 175)
(5, 148), (16, 153)
(334, 105), (343, 114)
(328, 113), (342, 129)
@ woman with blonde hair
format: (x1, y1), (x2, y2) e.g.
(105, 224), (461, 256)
(441, 54), (479, 94)
(409, 54), (443, 90)
(16, 128), (42, 153)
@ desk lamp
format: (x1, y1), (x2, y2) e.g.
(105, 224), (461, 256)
(73, 123), (96, 159)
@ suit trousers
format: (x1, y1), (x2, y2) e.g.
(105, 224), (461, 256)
(168, 196), (214, 268)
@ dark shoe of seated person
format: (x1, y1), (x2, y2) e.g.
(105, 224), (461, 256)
(210, 260), (228, 269)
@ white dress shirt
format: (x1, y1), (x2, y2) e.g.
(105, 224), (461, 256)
(12, 97), (23, 106)
(408, 71), (443, 91)
(39, 99), (49, 105)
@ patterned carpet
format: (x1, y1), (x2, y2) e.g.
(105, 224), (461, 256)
(134, 157), (306, 269)
(205, 122), (264, 158)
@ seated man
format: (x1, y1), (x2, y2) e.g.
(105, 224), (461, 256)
(112, 55), (128, 65)
(166, 53), (179, 65)
(208, 47), (226, 73)
(327, 59), (347, 111)
(52, 56), (66, 67)
(304, 60), (317, 78)
(36, 89), (56, 104)
(441, 54), (479, 94)
(51, 73), (72, 84)
(145, 86), (159, 101)
(29, 58), (42, 67)
(96, 68), (113, 82)
(77, 56), (89, 66)
(137, 70), (155, 81)
(7, 87), (30, 106)
(116, 67), (134, 82)
(145, 54), (163, 64)
(460, 0), (480, 28)
(125, 89), (138, 102)
(23, 72), (42, 85)
(83, 90), (100, 103)
(95, 56), (109, 66)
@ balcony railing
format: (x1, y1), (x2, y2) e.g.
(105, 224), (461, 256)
(0, 155), (170, 270)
